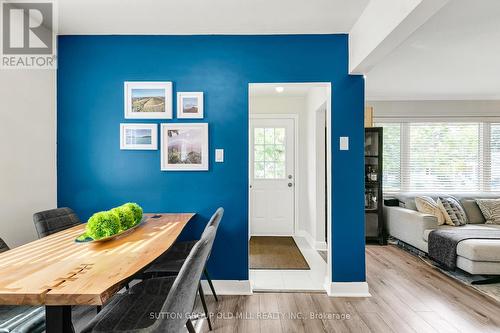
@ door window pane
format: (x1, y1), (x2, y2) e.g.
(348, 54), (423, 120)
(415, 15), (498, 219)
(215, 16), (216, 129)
(254, 127), (286, 179)
(254, 128), (265, 144)
(264, 128), (275, 144)
(254, 145), (264, 161)
(275, 128), (285, 144)
(275, 162), (286, 178)
(254, 162), (265, 178)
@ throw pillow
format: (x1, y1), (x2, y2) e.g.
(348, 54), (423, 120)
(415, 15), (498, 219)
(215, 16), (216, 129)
(437, 196), (468, 226)
(460, 199), (486, 224)
(415, 196), (445, 225)
(476, 199), (500, 225)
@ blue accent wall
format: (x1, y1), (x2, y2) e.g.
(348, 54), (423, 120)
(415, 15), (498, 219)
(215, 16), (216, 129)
(57, 35), (365, 282)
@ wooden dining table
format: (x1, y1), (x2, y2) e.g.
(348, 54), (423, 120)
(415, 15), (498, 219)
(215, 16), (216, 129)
(0, 213), (194, 333)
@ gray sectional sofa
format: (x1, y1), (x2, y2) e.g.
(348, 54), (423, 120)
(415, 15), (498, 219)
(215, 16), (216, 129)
(384, 193), (500, 275)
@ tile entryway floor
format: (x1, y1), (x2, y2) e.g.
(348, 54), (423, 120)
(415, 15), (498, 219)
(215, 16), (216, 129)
(249, 236), (327, 292)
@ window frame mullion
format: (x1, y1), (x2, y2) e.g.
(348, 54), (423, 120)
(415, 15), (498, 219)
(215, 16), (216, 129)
(482, 122), (491, 192)
(400, 122), (410, 192)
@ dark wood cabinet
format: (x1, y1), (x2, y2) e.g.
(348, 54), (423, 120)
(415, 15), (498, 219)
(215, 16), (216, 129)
(365, 127), (385, 244)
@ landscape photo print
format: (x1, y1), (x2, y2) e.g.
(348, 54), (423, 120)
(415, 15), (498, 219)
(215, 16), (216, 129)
(124, 82), (172, 119)
(120, 123), (158, 150)
(177, 92), (204, 119)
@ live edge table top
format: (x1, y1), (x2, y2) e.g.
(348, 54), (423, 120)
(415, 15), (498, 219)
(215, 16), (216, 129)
(0, 213), (194, 306)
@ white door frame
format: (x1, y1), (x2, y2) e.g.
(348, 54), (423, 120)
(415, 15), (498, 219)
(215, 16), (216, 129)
(249, 114), (299, 237)
(248, 82), (333, 292)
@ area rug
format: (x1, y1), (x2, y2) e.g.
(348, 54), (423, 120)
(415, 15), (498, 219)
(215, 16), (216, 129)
(392, 238), (500, 303)
(419, 255), (500, 303)
(249, 236), (310, 270)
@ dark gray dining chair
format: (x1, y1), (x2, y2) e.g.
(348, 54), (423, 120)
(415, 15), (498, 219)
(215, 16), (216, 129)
(142, 207), (224, 303)
(81, 227), (217, 333)
(0, 238), (9, 254)
(33, 207), (81, 238)
(0, 238), (46, 333)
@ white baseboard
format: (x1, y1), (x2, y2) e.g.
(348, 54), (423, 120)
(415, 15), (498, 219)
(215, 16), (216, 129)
(250, 233), (295, 237)
(315, 241), (327, 251)
(295, 230), (314, 249)
(201, 280), (252, 295)
(296, 230), (327, 251)
(326, 282), (371, 297)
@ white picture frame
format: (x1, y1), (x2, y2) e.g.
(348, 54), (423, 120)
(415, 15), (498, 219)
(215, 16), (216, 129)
(161, 123), (209, 171)
(120, 123), (158, 150)
(124, 81), (173, 119)
(177, 92), (204, 119)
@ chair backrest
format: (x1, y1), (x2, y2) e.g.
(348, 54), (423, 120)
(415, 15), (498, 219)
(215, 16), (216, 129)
(200, 207), (223, 262)
(33, 207), (81, 238)
(0, 238), (9, 254)
(154, 226), (217, 332)
(200, 207), (224, 239)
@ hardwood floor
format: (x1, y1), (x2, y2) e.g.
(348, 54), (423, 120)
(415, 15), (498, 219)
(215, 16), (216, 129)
(203, 245), (500, 333)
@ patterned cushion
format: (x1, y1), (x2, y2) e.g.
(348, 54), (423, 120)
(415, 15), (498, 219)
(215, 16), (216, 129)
(415, 196), (445, 225)
(459, 199), (486, 224)
(476, 199), (500, 225)
(437, 196), (468, 226)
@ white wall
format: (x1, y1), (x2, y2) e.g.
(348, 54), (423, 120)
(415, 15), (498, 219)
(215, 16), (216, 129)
(250, 91), (328, 249)
(368, 100), (500, 119)
(306, 88), (327, 249)
(0, 70), (56, 248)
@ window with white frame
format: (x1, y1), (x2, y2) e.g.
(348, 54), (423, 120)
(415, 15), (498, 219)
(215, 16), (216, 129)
(491, 123), (500, 191)
(375, 121), (500, 192)
(379, 123), (401, 192)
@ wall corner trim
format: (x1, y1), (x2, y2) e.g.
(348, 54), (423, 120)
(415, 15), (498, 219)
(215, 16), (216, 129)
(201, 280), (252, 295)
(326, 282), (371, 297)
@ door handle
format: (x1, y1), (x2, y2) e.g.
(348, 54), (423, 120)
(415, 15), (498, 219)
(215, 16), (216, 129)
(288, 183), (293, 187)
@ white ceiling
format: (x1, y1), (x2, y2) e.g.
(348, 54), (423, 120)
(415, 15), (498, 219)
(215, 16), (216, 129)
(366, 0), (500, 101)
(57, 0), (369, 35)
(250, 84), (313, 97)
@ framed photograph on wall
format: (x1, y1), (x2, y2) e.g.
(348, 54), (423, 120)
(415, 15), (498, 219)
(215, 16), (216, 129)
(124, 82), (173, 119)
(120, 123), (158, 150)
(161, 123), (209, 171)
(177, 92), (204, 119)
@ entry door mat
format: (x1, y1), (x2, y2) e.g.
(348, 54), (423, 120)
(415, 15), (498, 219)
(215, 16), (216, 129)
(249, 236), (310, 270)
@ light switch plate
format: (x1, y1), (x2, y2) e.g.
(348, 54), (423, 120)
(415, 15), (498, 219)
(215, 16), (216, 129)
(215, 149), (224, 162)
(339, 136), (349, 151)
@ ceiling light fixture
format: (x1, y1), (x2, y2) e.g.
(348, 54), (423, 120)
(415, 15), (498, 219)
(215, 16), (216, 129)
(275, 86), (284, 93)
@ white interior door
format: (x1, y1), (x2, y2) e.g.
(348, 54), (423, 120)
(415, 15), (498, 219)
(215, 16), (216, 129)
(250, 118), (295, 235)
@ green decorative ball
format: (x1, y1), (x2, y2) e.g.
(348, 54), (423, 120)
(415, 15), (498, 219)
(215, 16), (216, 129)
(121, 203), (143, 225)
(86, 211), (121, 240)
(111, 206), (135, 231)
